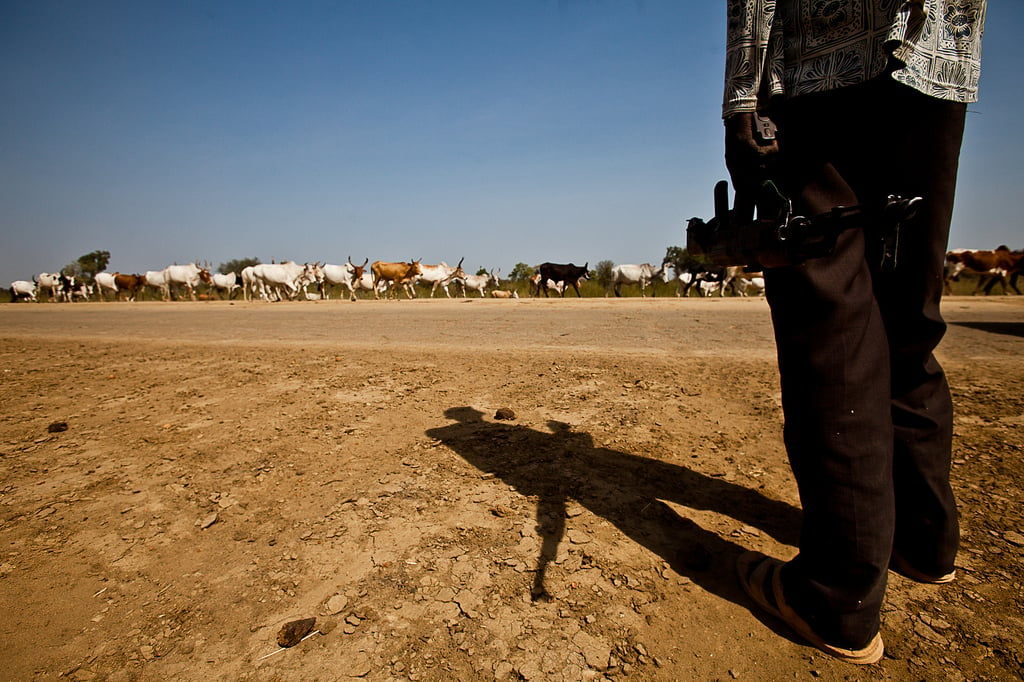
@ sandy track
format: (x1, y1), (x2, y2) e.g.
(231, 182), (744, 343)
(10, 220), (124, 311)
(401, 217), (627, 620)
(0, 297), (1021, 681)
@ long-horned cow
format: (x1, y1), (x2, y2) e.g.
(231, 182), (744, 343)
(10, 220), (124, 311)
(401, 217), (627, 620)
(459, 268), (500, 298)
(162, 263), (212, 301)
(371, 260), (423, 300)
(412, 258), (466, 298)
(536, 262), (589, 298)
(608, 263), (671, 298)
(319, 257), (369, 301)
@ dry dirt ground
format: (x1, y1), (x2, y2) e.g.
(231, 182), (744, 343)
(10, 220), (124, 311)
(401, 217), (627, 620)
(0, 296), (1021, 682)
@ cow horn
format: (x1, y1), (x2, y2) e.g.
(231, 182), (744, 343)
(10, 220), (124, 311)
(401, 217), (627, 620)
(361, 257), (368, 267)
(457, 256), (464, 268)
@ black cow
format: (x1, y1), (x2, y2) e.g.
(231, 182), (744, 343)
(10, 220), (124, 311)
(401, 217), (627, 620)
(57, 274), (76, 302)
(671, 262), (729, 296)
(536, 262), (589, 298)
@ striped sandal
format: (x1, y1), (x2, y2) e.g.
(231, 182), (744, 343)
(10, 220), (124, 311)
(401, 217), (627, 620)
(736, 551), (885, 665)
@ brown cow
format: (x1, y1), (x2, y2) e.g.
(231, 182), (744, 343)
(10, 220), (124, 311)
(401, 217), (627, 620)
(945, 248), (1023, 295)
(371, 260), (423, 300)
(113, 273), (146, 301)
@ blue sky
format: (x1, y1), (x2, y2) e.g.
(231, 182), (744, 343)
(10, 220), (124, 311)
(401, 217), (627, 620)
(1, 1), (1020, 283)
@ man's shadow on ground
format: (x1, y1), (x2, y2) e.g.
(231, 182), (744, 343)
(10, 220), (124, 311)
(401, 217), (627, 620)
(426, 406), (801, 607)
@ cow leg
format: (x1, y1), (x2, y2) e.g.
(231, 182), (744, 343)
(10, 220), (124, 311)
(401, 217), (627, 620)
(985, 273), (1009, 295)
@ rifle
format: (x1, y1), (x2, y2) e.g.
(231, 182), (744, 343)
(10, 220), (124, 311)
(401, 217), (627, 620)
(686, 179), (922, 271)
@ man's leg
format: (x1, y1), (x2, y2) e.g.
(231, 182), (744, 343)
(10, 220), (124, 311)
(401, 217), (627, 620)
(867, 81), (966, 580)
(762, 83), (897, 648)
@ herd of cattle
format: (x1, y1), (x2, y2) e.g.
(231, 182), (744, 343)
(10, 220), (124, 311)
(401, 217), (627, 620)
(7, 246), (1023, 303)
(943, 246), (1024, 295)
(6, 259), (760, 302)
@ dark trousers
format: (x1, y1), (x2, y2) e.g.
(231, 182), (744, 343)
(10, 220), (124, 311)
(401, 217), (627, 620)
(764, 77), (966, 648)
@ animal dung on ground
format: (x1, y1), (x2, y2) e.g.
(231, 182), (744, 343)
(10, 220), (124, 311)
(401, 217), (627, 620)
(494, 408), (516, 420)
(47, 421), (68, 433)
(277, 617), (317, 647)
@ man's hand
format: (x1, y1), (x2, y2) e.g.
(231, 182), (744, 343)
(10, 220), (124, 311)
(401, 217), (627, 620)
(724, 112), (779, 220)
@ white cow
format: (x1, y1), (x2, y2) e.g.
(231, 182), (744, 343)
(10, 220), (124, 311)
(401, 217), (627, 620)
(143, 270), (170, 301)
(94, 272), (119, 301)
(10, 280), (37, 302)
(34, 273), (62, 301)
(719, 266), (748, 297)
(240, 265), (259, 301)
(163, 263), (211, 301)
(252, 261), (317, 301)
(698, 279), (722, 297)
(459, 269), (500, 298)
(721, 268), (766, 297)
(608, 263), (671, 298)
(673, 269), (696, 297)
(743, 276), (766, 297)
(319, 258), (369, 301)
(411, 258), (466, 298)
(359, 271), (384, 296)
(209, 272), (240, 299)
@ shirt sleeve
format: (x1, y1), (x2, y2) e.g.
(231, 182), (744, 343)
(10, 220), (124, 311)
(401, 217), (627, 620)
(723, 0), (784, 118)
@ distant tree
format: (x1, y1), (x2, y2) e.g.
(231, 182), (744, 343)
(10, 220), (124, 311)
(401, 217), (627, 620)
(62, 261), (82, 279)
(475, 266), (488, 276)
(663, 245), (708, 273)
(594, 260), (614, 290)
(219, 257), (261, 275)
(65, 250), (110, 283)
(508, 263), (534, 281)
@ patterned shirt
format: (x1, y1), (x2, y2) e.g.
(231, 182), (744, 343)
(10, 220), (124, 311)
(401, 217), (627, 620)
(723, 0), (986, 118)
